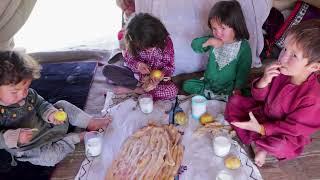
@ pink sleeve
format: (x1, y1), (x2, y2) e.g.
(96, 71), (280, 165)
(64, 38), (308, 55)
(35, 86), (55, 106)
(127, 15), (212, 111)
(161, 37), (175, 76)
(123, 51), (140, 73)
(148, 36), (175, 76)
(263, 98), (320, 137)
(251, 78), (270, 101)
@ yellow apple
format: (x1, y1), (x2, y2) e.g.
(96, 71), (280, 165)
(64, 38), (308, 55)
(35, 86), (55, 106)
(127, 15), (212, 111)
(174, 111), (188, 125)
(224, 155), (241, 169)
(199, 113), (214, 125)
(150, 70), (163, 80)
(54, 111), (67, 122)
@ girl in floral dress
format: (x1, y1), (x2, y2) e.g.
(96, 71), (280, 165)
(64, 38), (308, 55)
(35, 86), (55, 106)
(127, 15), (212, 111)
(103, 13), (178, 100)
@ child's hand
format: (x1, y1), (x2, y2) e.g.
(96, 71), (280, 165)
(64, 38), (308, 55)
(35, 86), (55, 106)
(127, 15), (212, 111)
(137, 62), (150, 74)
(142, 78), (159, 92)
(257, 62), (282, 88)
(232, 89), (242, 96)
(48, 111), (66, 125)
(140, 76), (150, 83)
(150, 76), (162, 86)
(18, 129), (34, 145)
(203, 38), (223, 48)
(150, 72), (164, 82)
(231, 112), (261, 134)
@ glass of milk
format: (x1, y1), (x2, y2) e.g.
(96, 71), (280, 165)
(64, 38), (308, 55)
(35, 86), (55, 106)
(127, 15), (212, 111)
(138, 94), (153, 114)
(213, 135), (231, 157)
(85, 131), (103, 157)
(191, 95), (207, 120)
(216, 170), (234, 180)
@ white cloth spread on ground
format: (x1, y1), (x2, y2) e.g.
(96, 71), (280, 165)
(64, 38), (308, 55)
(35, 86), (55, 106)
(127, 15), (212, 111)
(75, 97), (262, 180)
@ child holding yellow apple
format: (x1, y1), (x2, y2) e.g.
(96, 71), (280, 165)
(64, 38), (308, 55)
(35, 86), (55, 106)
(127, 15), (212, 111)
(0, 51), (111, 166)
(103, 13), (178, 100)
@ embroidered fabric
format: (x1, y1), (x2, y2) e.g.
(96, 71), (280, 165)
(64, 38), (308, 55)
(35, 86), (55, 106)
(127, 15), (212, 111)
(213, 41), (241, 70)
(275, 2), (309, 48)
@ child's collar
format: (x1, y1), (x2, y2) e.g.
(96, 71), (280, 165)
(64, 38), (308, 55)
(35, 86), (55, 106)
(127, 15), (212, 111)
(0, 99), (26, 107)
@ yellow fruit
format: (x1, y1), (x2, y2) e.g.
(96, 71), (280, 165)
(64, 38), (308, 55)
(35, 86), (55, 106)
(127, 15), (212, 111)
(224, 155), (241, 169)
(54, 111), (67, 122)
(150, 70), (163, 80)
(199, 113), (214, 125)
(174, 112), (188, 125)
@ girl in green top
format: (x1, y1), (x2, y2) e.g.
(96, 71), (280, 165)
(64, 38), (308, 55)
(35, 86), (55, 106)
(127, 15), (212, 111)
(183, 0), (252, 101)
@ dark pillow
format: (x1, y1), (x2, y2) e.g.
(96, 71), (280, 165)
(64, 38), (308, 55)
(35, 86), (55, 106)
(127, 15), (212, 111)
(261, 1), (320, 59)
(29, 50), (109, 63)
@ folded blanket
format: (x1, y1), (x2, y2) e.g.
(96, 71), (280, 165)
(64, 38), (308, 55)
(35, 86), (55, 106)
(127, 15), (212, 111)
(31, 61), (97, 109)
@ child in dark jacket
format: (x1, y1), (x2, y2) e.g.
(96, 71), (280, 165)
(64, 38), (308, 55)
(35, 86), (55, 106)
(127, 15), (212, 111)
(0, 51), (111, 166)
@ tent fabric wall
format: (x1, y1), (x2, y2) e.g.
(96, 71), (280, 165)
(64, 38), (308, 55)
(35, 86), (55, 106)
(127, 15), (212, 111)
(240, 0), (272, 67)
(0, 0), (37, 51)
(135, 0), (272, 75)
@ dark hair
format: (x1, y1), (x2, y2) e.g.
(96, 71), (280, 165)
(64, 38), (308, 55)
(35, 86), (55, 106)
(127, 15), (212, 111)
(208, 0), (249, 41)
(286, 19), (320, 63)
(0, 51), (41, 86)
(125, 13), (169, 56)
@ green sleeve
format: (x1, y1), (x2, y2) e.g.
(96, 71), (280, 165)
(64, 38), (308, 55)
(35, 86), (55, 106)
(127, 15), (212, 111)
(191, 36), (211, 53)
(235, 40), (252, 89)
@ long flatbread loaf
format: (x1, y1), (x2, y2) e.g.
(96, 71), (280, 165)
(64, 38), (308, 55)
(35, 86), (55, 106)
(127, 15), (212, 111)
(106, 124), (184, 180)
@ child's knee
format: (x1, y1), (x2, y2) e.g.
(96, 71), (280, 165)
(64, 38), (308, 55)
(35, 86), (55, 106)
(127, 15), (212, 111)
(182, 80), (194, 94)
(225, 95), (240, 114)
(226, 95), (247, 112)
(182, 79), (204, 95)
(54, 100), (73, 109)
(102, 65), (114, 78)
(228, 95), (243, 106)
(182, 81), (188, 92)
(152, 85), (178, 100)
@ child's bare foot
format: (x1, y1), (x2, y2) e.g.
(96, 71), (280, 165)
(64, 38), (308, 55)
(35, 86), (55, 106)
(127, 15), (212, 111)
(251, 142), (267, 167)
(113, 86), (133, 94)
(87, 116), (112, 131)
(254, 150), (267, 167)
